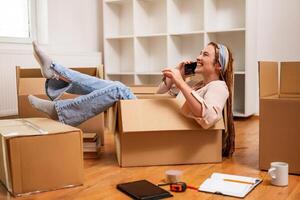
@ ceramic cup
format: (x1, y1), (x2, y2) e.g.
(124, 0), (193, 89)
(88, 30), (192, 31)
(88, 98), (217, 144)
(268, 162), (289, 186)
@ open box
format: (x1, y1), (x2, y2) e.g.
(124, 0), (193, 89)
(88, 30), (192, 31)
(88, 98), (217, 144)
(259, 61), (300, 174)
(115, 98), (224, 167)
(16, 66), (105, 146)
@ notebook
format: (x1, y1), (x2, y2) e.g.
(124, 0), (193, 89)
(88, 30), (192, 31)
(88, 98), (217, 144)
(117, 180), (173, 200)
(199, 173), (262, 198)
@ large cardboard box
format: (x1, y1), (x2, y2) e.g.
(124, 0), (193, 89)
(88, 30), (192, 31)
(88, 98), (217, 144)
(0, 118), (83, 196)
(115, 98), (224, 167)
(16, 66), (105, 146)
(259, 61), (300, 174)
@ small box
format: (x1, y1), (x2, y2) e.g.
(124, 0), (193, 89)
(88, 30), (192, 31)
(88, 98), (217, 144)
(16, 66), (105, 147)
(115, 98), (224, 167)
(0, 118), (83, 196)
(259, 61), (300, 174)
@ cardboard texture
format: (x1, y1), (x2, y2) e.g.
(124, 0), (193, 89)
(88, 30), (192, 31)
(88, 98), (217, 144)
(259, 61), (300, 174)
(105, 85), (174, 133)
(16, 66), (105, 147)
(0, 118), (83, 196)
(115, 99), (224, 167)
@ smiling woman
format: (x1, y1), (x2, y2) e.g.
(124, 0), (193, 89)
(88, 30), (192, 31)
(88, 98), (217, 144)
(0, 0), (48, 44)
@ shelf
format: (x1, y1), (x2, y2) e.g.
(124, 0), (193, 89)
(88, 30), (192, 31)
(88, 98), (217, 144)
(106, 35), (134, 39)
(205, 0), (245, 30)
(168, 0), (204, 33)
(104, 0), (133, 37)
(206, 31), (245, 70)
(233, 111), (246, 117)
(135, 0), (167, 35)
(104, 0), (124, 3)
(206, 28), (246, 33)
(135, 36), (167, 73)
(104, 38), (134, 73)
(234, 71), (245, 75)
(168, 33), (204, 67)
(170, 30), (205, 36)
(136, 33), (168, 38)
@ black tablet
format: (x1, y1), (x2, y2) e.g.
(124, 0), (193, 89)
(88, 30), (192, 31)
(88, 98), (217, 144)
(117, 180), (173, 200)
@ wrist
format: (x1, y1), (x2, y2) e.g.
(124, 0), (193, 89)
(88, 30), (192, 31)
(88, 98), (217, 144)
(177, 79), (186, 90)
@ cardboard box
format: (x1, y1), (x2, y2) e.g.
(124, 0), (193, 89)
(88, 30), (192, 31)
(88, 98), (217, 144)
(259, 61), (300, 174)
(115, 98), (224, 167)
(16, 66), (105, 146)
(105, 85), (174, 133)
(0, 118), (83, 196)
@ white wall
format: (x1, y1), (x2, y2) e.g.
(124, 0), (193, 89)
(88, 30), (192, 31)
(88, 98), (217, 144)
(257, 0), (300, 61)
(0, 0), (103, 116)
(48, 0), (103, 53)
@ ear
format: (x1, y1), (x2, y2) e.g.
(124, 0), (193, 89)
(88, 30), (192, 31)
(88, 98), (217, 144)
(214, 62), (222, 73)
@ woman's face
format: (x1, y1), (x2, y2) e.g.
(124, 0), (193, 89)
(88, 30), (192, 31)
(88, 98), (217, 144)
(195, 44), (219, 76)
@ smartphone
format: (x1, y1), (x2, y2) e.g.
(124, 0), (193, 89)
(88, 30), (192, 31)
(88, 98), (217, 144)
(184, 62), (197, 75)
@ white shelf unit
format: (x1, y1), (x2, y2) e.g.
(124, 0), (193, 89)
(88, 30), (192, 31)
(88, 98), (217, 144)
(168, 0), (205, 34)
(135, 0), (167, 36)
(103, 0), (133, 37)
(168, 33), (204, 66)
(103, 0), (257, 117)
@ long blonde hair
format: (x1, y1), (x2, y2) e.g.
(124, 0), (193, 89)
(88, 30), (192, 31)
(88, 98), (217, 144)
(208, 42), (235, 157)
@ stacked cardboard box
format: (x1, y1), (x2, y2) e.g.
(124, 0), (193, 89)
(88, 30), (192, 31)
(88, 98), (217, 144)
(16, 66), (105, 159)
(115, 98), (224, 167)
(259, 61), (300, 174)
(0, 118), (83, 196)
(83, 133), (101, 159)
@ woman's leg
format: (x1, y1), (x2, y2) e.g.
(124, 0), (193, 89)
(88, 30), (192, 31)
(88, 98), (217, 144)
(50, 62), (115, 93)
(29, 81), (136, 126)
(33, 41), (116, 100)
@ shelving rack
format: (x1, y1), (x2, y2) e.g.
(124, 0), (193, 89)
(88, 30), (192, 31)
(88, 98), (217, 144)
(103, 0), (257, 117)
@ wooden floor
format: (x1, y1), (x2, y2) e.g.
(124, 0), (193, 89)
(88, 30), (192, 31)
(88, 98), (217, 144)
(1, 117), (300, 200)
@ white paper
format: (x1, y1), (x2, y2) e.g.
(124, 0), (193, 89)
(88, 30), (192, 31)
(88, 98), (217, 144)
(199, 173), (262, 198)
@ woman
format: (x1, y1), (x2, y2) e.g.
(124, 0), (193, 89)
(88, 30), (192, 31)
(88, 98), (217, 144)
(29, 41), (235, 156)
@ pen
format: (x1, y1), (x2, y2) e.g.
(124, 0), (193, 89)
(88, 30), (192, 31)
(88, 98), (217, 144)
(223, 179), (255, 185)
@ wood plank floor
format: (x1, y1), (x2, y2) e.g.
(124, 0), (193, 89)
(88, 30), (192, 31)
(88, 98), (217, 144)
(1, 116), (300, 200)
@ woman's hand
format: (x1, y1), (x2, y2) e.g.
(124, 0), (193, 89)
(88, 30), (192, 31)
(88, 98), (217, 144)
(176, 60), (194, 76)
(162, 68), (185, 89)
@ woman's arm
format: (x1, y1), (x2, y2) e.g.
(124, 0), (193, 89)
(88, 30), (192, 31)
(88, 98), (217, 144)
(156, 76), (173, 94)
(162, 68), (203, 118)
(156, 61), (190, 94)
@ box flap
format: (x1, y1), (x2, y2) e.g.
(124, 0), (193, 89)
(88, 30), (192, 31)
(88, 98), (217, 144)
(0, 135), (12, 193)
(280, 62), (300, 98)
(0, 118), (79, 138)
(16, 67), (98, 78)
(130, 86), (158, 94)
(258, 61), (279, 98)
(119, 99), (224, 133)
(18, 78), (46, 95)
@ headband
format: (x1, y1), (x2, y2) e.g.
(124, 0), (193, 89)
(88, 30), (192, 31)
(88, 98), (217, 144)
(217, 44), (229, 75)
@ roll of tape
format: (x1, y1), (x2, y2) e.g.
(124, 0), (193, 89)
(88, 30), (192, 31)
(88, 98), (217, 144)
(165, 170), (183, 183)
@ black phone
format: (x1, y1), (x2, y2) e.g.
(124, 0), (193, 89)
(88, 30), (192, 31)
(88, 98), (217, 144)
(184, 62), (197, 75)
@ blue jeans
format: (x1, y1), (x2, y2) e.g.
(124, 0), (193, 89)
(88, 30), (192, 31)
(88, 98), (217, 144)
(46, 62), (136, 126)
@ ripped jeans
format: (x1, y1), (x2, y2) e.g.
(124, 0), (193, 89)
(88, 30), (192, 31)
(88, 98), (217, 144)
(46, 63), (136, 126)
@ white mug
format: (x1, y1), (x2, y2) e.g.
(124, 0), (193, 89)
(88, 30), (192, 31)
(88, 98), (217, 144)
(268, 162), (289, 186)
